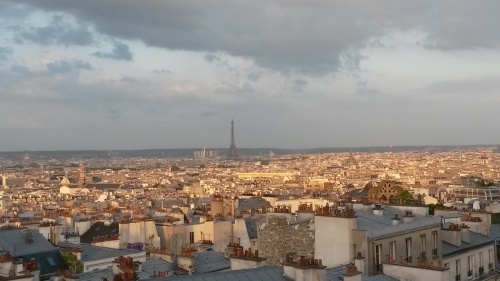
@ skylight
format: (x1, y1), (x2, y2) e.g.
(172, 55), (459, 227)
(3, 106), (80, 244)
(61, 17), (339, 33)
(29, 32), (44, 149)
(47, 257), (56, 266)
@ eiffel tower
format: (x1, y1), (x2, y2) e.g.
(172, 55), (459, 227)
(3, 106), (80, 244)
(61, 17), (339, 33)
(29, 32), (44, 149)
(227, 119), (238, 160)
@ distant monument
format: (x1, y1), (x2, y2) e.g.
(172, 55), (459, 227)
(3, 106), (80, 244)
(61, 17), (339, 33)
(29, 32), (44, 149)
(227, 119), (239, 160)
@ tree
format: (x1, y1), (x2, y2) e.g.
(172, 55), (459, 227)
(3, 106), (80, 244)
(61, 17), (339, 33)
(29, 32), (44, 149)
(62, 252), (83, 274)
(395, 190), (413, 200)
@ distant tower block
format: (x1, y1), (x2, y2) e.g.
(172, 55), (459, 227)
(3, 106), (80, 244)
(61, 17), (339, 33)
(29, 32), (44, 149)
(227, 119), (239, 160)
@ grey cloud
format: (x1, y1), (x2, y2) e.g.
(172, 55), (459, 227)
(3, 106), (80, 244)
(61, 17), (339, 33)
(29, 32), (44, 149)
(421, 77), (500, 96)
(13, 1), (499, 75)
(356, 81), (381, 96)
(152, 69), (172, 74)
(0, 1), (418, 75)
(93, 41), (133, 61)
(10, 64), (30, 74)
(292, 79), (308, 92)
(0, 46), (13, 60)
(120, 76), (138, 83)
(18, 15), (93, 46)
(74, 59), (94, 70)
(46, 60), (72, 73)
(201, 112), (219, 117)
(247, 72), (261, 82)
(204, 53), (220, 63)
(46, 59), (94, 73)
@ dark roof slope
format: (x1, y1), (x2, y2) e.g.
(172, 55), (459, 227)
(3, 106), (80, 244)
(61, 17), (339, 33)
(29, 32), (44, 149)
(23, 249), (69, 276)
(80, 221), (119, 244)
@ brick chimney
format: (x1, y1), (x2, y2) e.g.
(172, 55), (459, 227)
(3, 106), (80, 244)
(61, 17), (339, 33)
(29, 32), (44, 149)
(229, 246), (267, 270)
(177, 246), (197, 274)
(112, 256), (140, 276)
(343, 264), (362, 281)
(149, 247), (174, 263)
(283, 255), (326, 281)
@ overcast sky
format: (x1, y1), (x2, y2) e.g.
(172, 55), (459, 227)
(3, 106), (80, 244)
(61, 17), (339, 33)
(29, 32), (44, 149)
(0, 1), (499, 151)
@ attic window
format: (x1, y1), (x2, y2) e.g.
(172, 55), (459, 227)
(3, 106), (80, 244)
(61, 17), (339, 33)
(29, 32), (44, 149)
(47, 257), (56, 266)
(111, 229), (117, 233)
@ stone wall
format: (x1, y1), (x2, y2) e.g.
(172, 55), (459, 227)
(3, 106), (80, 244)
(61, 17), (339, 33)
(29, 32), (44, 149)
(258, 217), (314, 266)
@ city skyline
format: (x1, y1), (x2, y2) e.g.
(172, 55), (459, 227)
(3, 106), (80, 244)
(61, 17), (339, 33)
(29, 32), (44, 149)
(0, 1), (499, 151)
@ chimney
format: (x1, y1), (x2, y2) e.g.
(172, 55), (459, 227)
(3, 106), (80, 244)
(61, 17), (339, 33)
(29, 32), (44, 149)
(354, 252), (365, 274)
(343, 264), (362, 281)
(373, 204), (384, 216)
(283, 255), (326, 281)
(229, 247), (267, 270)
(441, 223), (461, 247)
(392, 214), (400, 225)
(460, 224), (470, 243)
(150, 247), (174, 263)
(177, 246), (197, 273)
(403, 210), (414, 223)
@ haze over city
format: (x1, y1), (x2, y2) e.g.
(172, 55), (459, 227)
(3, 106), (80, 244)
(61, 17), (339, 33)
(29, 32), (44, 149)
(0, 1), (499, 151)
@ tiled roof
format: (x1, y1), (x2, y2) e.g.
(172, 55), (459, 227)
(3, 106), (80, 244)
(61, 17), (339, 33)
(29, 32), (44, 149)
(193, 250), (230, 273)
(66, 243), (145, 262)
(137, 259), (187, 279)
(442, 231), (494, 257)
(490, 224), (500, 239)
(0, 228), (56, 256)
(76, 268), (115, 281)
(141, 266), (290, 281)
(354, 206), (441, 238)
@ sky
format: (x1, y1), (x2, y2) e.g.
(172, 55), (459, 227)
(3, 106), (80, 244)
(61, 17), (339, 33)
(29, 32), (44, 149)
(0, 1), (499, 151)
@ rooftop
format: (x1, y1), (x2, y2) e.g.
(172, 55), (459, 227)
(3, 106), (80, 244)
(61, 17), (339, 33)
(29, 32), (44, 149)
(442, 231), (494, 257)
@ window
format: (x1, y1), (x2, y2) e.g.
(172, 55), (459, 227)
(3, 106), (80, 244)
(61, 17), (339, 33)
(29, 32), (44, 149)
(389, 241), (396, 261)
(456, 259), (461, 276)
(375, 244), (382, 272)
(46, 257), (56, 266)
(405, 238), (412, 263)
(468, 256), (474, 277)
(432, 231), (438, 256)
(479, 252), (483, 267)
(489, 249), (493, 270)
(189, 232), (194, 244)
(420, 234), (426, 258)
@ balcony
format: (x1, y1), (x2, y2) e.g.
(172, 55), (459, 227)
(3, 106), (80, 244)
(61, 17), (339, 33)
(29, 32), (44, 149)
(467, 270), (472, 277)
(419, 252), (427, 260)
(432, 248), (438, 257)
(455, 274), (460, 281)
(479, 266), (484, 276)
(489, 263), (493, 271)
